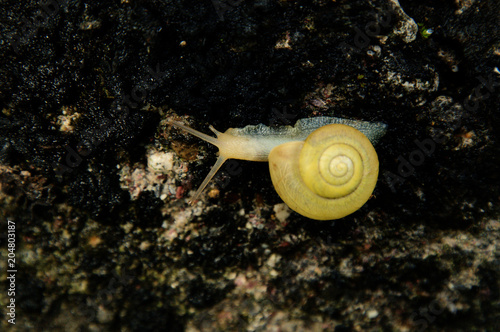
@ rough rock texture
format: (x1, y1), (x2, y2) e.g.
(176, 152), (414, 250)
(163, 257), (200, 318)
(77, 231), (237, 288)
(0, 0), (499, 331)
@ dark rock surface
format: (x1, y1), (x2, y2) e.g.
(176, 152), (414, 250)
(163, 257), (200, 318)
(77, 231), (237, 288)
(0, 0), (499, 331)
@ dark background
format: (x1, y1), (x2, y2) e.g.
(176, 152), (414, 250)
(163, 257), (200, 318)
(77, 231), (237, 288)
(0, 0), (499, 331)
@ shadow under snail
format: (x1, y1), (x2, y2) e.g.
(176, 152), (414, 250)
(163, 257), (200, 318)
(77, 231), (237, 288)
(169, 116), (387, 220)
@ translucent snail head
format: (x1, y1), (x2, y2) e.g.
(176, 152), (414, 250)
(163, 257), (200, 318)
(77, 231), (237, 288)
(168, 117), (386, 220)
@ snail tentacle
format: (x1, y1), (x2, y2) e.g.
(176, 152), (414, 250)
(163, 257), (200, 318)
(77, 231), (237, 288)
(189, 155), (227, 204)
(168, 117), (385, 218)
(169, 121), (229, 204)
(169, 121), (220, 146)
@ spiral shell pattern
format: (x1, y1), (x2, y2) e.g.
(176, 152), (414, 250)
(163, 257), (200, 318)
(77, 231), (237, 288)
(269, 124), (379, 220)
(300, 124), (375, 198)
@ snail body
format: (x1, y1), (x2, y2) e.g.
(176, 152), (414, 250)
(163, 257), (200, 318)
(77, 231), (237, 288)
(169, 116), (387, 220)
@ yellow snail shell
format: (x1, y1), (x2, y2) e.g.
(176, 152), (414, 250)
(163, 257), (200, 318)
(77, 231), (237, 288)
(268, 124), (379, 220)
(168, 116), (386, 220)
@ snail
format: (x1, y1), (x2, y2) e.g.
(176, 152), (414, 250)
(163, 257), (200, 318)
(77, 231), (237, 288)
(168, 116), (387, 220)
